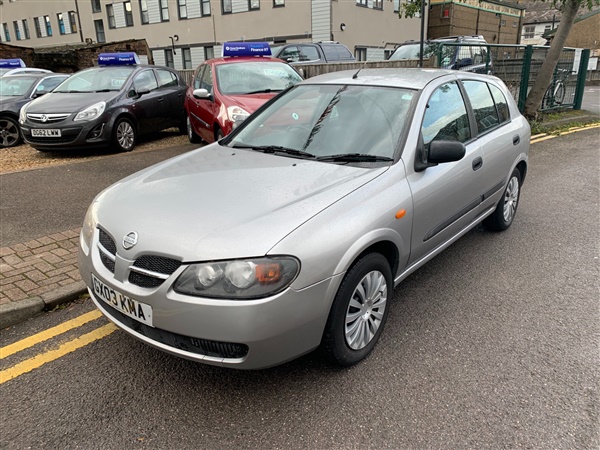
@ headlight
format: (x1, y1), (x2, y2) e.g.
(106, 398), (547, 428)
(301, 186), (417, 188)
(19, 104), (29, 124)
(227, 106), (250, 129)
(81, 201), (99, 251)
(173, 257), (299, 300)
(74, 101), (106, 122)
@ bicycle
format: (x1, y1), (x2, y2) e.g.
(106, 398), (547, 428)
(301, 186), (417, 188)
(542, 68), (572, 109)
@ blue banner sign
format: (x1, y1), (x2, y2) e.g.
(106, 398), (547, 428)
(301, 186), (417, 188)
(222, 42), (271, 57)
(98, 52), (141, 66)
(0, 58), (26, 68)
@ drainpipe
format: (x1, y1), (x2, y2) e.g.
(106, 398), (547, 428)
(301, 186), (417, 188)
(74, 0), (84, 43)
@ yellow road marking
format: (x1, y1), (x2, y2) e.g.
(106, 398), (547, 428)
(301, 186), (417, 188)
(0, 323), (117, 385)
(531, 135), (557, 144)
(0, 310), (103, 360)
(557, 123), (600, 135)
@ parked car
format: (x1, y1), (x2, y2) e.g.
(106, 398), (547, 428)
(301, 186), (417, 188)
(388, 35), (492, 74)
(19, 53), (187, 152)
(0, 73), (69, 148)
(79, 68), (530, 370)
(185, 42), (303, 144)
(271, 41), (355, 64)
(0, 58), (52, 77)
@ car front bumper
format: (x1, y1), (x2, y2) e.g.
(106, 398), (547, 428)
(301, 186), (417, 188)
(20, 118), (111, 150)
(79, 236), (343, 370)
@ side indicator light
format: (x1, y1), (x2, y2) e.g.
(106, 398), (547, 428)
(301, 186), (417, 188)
(395, 209), (406, 219)
(256, 263), (281, 283)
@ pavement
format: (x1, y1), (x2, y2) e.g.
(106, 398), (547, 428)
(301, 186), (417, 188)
(1, 113), (599, 331)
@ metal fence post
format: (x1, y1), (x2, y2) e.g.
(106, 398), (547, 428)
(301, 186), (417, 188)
(518, 45), (533, 113)
(573, 48), (590, 110)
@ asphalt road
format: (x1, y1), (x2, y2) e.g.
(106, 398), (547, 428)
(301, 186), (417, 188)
(582, 85), (600, 115)
(1, 129), (599, 449)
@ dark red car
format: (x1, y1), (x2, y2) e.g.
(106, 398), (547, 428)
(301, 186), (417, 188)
(184, 43), (303, 144)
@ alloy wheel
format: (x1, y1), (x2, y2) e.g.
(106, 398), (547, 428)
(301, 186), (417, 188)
(0, 119), (20, 147)
(117, 121), (134, 150)
(503, 176), (519, 222)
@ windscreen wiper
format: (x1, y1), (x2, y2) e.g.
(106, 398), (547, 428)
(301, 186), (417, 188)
(316, 153), (394, 162)
(231, 144), (315, 159)
(245, 89), (283, 95)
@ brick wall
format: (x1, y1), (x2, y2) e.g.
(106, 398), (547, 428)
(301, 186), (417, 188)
(0, 43), (35, 66)
(565, 12), (600, 50)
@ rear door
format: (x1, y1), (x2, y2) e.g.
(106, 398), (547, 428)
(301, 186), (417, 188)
(193, 63), (218, 142)
(155, 68), (185, 128)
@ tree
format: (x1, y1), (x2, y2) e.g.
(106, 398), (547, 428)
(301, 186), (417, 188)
(524, 0), (598, 118)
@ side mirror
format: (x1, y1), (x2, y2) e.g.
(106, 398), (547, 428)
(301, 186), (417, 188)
(192, 88), (211, 100)
(414, 140), (465, 172)
(33, 90), (48, 98)
(428, 140), (466, 164)
(136, 87), (150, 96)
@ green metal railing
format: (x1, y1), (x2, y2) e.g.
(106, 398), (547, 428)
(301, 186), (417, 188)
(434, 43), (591, 113)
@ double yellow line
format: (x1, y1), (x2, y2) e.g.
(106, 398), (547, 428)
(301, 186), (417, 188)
(0, 310), (117, 385)
(530, 122), (600, 144)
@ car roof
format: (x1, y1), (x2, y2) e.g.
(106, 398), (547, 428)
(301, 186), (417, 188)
(299, 68), (456, 90)
(2, 73), (67, 79)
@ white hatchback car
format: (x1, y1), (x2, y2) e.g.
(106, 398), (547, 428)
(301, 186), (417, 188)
(79, 68), (530, 369)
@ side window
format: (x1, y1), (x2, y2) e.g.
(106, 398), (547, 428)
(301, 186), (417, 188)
(462, 80), (499, 134)
(193, 65), (204, 89)
(156, 69), (177, 87)
(300, 45), (320, 62)
(133, 70), (158, 92)
(200, 64), (213, 93)
(422, 81), (471, 146)
(279, 45), (300, 62)
(489, 84), (510, 123)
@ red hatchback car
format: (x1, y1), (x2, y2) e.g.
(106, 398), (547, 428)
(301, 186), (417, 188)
(185, 42), (303, 144)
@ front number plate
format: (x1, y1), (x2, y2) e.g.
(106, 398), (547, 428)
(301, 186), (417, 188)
(31, 129), (61, 137)
(92, 274), (153, 327)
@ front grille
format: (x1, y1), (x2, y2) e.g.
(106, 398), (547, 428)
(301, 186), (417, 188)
(97, 297), (249, 360)
(128, 255), (182, 288)
(27, 113), (71, 123)
(98, 228), (116, 273)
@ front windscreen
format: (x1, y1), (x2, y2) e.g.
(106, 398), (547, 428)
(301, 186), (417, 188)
(388, 43), (432, 61)
(0, 76), (38, 96)
(215, 62), (302, 95)
(227, 84), (415, 160)
(53, 66), (136, 93)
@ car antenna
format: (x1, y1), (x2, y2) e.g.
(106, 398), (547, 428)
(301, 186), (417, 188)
(352, 41), (386, 79)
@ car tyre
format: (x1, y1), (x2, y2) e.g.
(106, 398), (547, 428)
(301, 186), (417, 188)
(113, 117), (136, 152)
(0, 116), (23, 148)
(322, 253), (392, 367)
(186, 115), (202, 144)
(215, 128), (224, 141)
(483, 168), (522, 232)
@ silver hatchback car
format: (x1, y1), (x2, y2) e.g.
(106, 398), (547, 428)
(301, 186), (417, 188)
(79, 68), (530, 369)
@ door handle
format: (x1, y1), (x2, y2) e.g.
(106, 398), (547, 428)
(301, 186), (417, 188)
(472, 156), (483, 171)
(513, 135), (520, 145)
(157, 97), (164, 102)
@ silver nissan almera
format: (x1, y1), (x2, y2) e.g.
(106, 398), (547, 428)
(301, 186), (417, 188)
(79, 68), (530, 369)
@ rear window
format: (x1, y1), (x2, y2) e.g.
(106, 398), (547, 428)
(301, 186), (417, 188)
(321, 44), (353, 61)
(216, 61), (302, 95)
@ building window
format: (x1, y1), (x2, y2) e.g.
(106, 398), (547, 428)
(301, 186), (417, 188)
(384, 49), (393, 59)
(13, 21), (21, 40)
(160, 0), (170, 21)
(34, 18), (42, 38)
(3, 23), (11, 42)
(94, 19), (106, 43)
(356, 0), (367, 7)
(182, 47), (192, 69)
(204, 46), (214, 60)
(373, 0), (383, 10)
(91, 0), (102, 13)
(222, 0), (232, 13)
(23, 19), (30, 39)
(273, 0), (284, 6)
(355, 47), (367, 61)
(106, 5), (116, 28)
(524, 25), (535, 39)
(501, 19), (506, 26)
(179, 0), (187, 18)
(249, 0), (260, 10)
(44, 16), (52, 36)
(69, 12), (78, 32)
(165, 49), (174, 68)
(57, 13), (66, 35)
(202, 0), (211, 15)
(140, 0), (149, 24)
(393, 0), (399, 12)
(124, 1), (134, 26)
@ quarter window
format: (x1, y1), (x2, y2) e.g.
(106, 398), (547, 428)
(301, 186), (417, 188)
(462, 80), (499, 134)
(422, 81), (471, 146)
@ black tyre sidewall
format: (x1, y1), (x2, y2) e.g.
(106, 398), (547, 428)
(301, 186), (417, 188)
(322, 253), (393, 367)
(484, 167), (522, 232)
